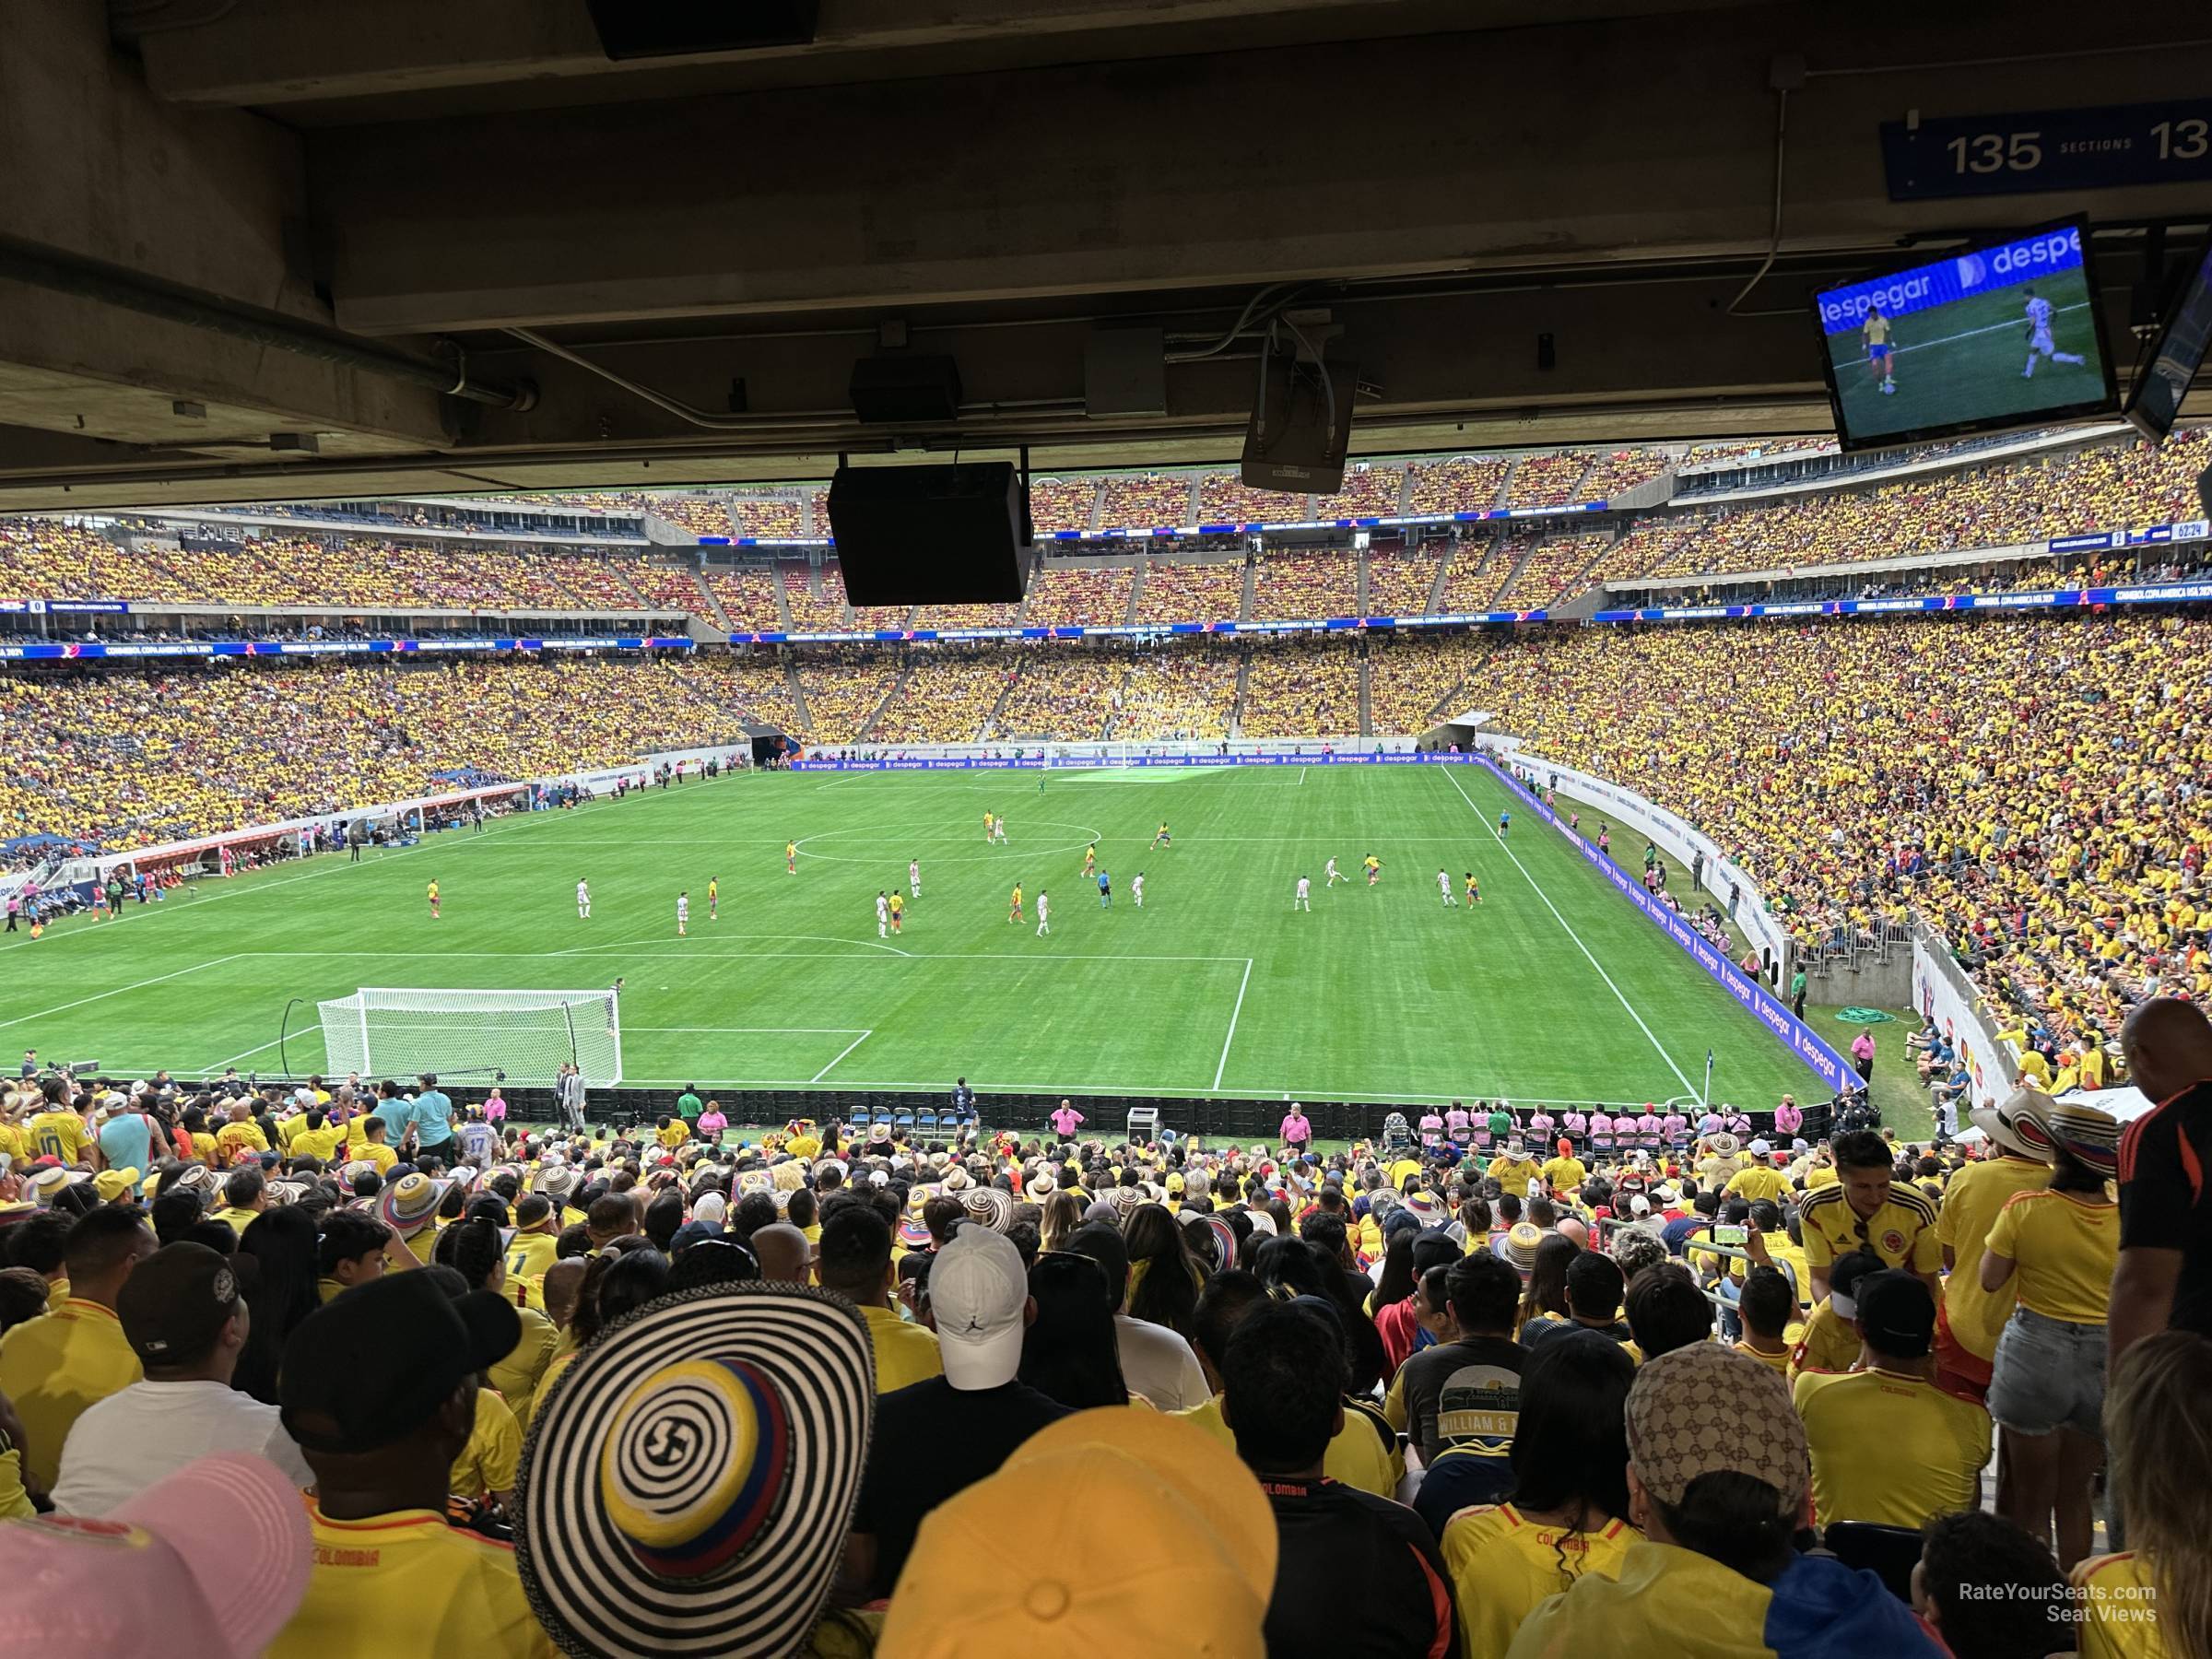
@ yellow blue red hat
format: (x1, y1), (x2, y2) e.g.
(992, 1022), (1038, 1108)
(515, 1283), (873, 1659)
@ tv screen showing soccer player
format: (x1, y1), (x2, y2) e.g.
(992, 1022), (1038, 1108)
(1814, 218), (2118, 452)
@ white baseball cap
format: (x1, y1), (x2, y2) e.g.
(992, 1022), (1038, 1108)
(1748, 1138), (1771, 1159)
(929, 1225), (1031, 1389)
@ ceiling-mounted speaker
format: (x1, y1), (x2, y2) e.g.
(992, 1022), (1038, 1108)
(849, 355), (964, 425)
(583, 1), (820, 60)
(1241, 355), (1355, 494)
(827, 464), (1029, 606)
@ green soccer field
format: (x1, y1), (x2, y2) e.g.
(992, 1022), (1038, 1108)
(1826, 266), (2104, 444)
(0, 765), (1820, 1111)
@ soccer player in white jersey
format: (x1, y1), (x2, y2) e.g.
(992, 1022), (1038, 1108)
(576, 878), (591, 920)
(676, 889), (689, 936)
(1295, 876), (1312, 912)
(1131, 872), (1144, 908)
(1437, 868), (1456, 906)
(909, 859), (921, 900)
(1035, 889), (1051, 935)
(991, 815), (1007, 844)
(1325, 856), (1345, 887)
(877, 890), (890, 938)
(2020, 287), (2086, 377)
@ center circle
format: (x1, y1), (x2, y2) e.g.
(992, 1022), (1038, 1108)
(794, 819), (1106, 865)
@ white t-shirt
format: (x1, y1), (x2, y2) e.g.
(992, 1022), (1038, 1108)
(53, 1379), (315, 1516)
(1114, 1313), (1208, 1411)
(1297, 879), (1311, 898)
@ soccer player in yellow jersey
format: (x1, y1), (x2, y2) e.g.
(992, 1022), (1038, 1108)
(1008, 883), (1024, 924)
(1150, 822), (1171, 849)
(983, 811), (994, 843)
(1465, 871), (1481, 905)
(427, 879), (440, 920)
(707, 877), (719, 920)
(1083, 842), (1097, 877)
(1864, 301), (1896, 395)
(888, 891), (904, 935)
(1363, 853), (1382, 887)
(785, 840), (797, 875)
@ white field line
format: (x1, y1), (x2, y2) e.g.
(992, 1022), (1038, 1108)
(1441, 767), (1697, 1098)
(810, 1030), (875, 1083)
(1212, 957), (1255, 1090)
(0, 953), (245, 1030)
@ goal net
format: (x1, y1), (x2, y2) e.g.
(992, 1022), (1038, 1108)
(317, 987), (622, 1088)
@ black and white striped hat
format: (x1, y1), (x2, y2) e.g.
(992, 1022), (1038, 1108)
(515, 1282), (874, 1659)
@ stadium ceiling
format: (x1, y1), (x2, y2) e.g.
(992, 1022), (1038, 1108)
(0, 0), (2206, 509)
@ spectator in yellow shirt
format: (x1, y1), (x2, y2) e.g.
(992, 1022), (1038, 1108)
(214, 1102), (269, 1165)
(654, 1116), (689, 1150)
(266, 1267), (551, 1658)
(2076, 1331), (2212, 1659)
(0, 1206), (154, 1490)
(817, 1202), (944, 1394)
(1441, 1335), (1640, 1659)
(1794, 1271), (1991, 1531)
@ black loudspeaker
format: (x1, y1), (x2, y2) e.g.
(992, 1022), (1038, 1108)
(584, 1), (819, 59)
(1241, 355), (1355, 494)
(849, 355), (964, 425)
(827, 464), (1029, 606)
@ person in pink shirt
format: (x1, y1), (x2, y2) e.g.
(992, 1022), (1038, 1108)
(1772, 1095), (1804, 1137)
(1443, 1101), (1471, 1141)
(1588, 1108), (1615, 1147)
(1279, 1103), (1312, 1151)
(481, 1086), (507, 1125)
(1635, 1105), (1664, 1137)
(1527, 1109), (1556, 1144)
(696, 1101), (727, 1147)
(1049, 1100), (1084, 1141)
(1560, 1108), (1589, 1141)
(1660, 1108), (1688, 1141)
(1418, 1111), (1442, 1147)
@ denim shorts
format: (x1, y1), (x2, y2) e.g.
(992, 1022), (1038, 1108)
(1986, 1306), (2106, 1438)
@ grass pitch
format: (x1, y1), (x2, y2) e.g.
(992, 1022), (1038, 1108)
(0, 765), (1819, 1111)
(1825, 266), (2105, 445)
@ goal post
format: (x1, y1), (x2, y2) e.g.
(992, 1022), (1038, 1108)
(316, 986), (622, 1088)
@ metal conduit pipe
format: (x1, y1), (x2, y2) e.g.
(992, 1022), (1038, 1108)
(0, 237), (538, 412)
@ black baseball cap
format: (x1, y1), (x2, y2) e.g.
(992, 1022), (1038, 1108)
(1854, 1269), (1936, 1360)
(117, 1242), (255, 1367)
(278, 1270), (520, 1454)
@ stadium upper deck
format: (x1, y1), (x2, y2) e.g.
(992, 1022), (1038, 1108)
(2, 427), (2204, 637)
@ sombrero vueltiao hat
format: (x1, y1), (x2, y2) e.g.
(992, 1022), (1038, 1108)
(960, 1186), (1014, 1234)
(1969, 1086), (2058, 1163)
(1202, 1215), (1238, 1272)
(2047, 1103), (2121, 1178)
(378, 1171), (446, 1239)
(515, 1283), (874, 1659)
(897, 1213), (934, 1252)
(1707, 1134), (1741, 1157)
(28, 1168), (89, 1204)
(941, 1167), (972, 1193)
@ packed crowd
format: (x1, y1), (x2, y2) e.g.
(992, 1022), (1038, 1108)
(1606, 431), (2210, 583)
(0, 657), (764, 851)
(1020, 561), (1135, 629)
(1198, 473), (1320, 525)
(1405, 455), (1514, 516)
(1250, 550), (1359, 621)
(1026, 477), (1101, 535)
(1325, 463), (1409, 517)
(5, 1000), (2207, 1657)
(1112, 648), (1239, 742)
(865, 653), (1014, 745)
(782, 564), (851, 631)
(1500, 452), (1593, 509)
(1499, 534), (1613, 606)
(692, 566), (777, 630)
(1439, 535), (1534, 612)
(1239, 637), (1361, 737)
(1367, 632), (1489, 735)
(1097, 472), (1197, 527)
(794, 663), (904, 745)
(727, 492), (809, 539)
(989, 653), (1122, 741)
(1460, 610), (2212, 1050)
(647, 497), (735, 540)
(1132, 555), (1247, 624)
(1364, 547), (1443, 616)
